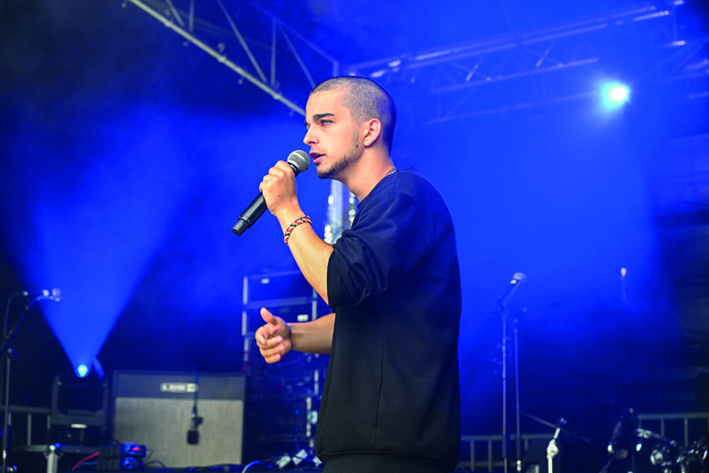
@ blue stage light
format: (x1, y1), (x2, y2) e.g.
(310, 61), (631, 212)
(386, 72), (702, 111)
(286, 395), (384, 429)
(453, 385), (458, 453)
(1, 104), (306, 384)
(76, 364), (89, 378)
(602, 82), (630, 109)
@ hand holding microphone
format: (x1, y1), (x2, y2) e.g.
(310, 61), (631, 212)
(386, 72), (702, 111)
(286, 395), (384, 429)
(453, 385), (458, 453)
(232, 150), (310, 236)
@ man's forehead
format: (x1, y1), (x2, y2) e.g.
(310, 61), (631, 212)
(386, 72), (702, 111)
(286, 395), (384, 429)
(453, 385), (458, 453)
(307, 88), (345, 107)
(306, 89), (348, 118)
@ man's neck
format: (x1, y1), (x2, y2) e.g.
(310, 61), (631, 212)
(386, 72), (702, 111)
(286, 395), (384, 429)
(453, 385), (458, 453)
(339, 152), (394, 202)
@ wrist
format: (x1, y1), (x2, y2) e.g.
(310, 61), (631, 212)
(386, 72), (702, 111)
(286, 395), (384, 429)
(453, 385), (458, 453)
(288, 322), (297, 351)
(284, 215), (312, 245)
(275, 206), (305, 228)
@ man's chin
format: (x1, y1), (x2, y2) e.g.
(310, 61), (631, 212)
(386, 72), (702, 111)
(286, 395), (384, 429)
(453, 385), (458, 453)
(316, 159), (347, 180)
(316, 167), (336, 179)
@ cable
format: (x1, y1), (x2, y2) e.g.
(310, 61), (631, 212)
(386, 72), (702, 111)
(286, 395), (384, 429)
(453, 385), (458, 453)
(242, 460), (261, 472)
(71, 451), (99, 471)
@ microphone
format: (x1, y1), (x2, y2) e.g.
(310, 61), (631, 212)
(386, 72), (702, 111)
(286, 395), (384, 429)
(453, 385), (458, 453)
(20, 289), (62, 302)
(186, 407), (203, 445)
(187, 371), (203, 445)
(232, 150), (310, 236)
(495, 273), (526, 310)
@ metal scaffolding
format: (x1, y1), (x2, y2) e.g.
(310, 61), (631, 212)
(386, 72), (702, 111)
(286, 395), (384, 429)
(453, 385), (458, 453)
(121, 0), (707, 237)
(122, 0), (706, 123)
(122, 0), (340, 117)
(343, 1), (706, 124)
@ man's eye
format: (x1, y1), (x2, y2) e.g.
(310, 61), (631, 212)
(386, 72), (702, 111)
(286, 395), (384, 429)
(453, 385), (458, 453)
(321, 120), (333, 126)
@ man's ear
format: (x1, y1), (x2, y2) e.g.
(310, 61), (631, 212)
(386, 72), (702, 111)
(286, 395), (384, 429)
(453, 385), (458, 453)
(362, 118), (382, 147)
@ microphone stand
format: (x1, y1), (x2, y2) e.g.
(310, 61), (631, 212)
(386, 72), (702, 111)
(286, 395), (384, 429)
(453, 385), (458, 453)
(1, 346), (11, 473)
(513, 314), (521, 472)
(499, 304), (509, 473)
(1, 295), (50, 473)
(496, 274), (526, 472)
(498, 306), (522, 473)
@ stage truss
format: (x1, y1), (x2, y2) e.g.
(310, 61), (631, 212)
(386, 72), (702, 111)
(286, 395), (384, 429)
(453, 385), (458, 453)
(121, 0), (707, 124)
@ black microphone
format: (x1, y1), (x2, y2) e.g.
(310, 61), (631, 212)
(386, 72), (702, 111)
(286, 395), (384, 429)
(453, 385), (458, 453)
(187, 407), (203, 445)
(495, 273), (526, 310)
(19, 289), (62, 301)
(232, 150), (310, 236)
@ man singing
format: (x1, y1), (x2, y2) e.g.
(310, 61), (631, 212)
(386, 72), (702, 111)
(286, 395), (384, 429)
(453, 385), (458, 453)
(255, 76), (462, 473)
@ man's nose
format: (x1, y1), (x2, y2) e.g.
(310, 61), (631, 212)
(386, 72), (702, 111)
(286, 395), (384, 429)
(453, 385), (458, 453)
(303, 128), (316, 145)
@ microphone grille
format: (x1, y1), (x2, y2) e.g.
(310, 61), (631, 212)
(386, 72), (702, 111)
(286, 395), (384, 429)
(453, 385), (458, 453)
(287, 150), (310, 173)
(512, 273), (527, 284)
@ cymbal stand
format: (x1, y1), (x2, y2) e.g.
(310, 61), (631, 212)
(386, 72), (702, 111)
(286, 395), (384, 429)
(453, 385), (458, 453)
(546, 419), (565, 473)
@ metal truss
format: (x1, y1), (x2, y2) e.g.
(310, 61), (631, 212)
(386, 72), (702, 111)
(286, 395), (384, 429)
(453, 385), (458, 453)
(121, 0), (706, 235)
(122, 0), (340, 117)
(122, 0), (360, 238)
(344, 1), (707, 125)
(122, 0), (705, 124)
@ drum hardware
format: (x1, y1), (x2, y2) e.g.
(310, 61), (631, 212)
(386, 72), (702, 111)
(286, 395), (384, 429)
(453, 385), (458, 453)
(676, 439), (708, 473)
(633, 428), (680, 473)
(523, 412), (592, 444)
(546, 419), (564, 473)
(601, 419), (707, 473)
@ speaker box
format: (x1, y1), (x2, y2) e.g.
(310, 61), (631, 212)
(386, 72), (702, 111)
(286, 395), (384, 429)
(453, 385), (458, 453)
(112, 371), (245, 468)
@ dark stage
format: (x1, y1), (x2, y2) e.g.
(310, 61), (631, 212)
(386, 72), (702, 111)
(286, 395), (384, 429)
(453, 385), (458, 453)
(0, 0), (708, 472)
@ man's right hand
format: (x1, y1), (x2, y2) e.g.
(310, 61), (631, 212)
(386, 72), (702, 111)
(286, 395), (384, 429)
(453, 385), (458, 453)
(255, 307), (292, 364)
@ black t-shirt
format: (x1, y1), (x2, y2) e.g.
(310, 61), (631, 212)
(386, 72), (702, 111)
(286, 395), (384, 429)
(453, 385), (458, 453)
(316, 169), (462, 472)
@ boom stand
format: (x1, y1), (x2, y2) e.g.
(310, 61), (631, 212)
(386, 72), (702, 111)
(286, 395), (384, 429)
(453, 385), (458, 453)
(1, 296), (50, 473)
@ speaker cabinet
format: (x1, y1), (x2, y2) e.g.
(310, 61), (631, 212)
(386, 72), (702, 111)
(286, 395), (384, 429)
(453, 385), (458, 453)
(112, 371), (245, 468)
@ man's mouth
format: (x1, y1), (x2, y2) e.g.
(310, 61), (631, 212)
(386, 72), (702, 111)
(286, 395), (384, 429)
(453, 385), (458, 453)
(310, 152), (324, 164)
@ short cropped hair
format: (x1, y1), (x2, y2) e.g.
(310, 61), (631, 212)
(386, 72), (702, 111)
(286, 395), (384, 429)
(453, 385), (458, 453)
(310, 76), (397, 152)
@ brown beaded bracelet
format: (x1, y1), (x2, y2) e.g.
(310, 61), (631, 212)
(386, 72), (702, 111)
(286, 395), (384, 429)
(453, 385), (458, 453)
(284, 216), (312, 245)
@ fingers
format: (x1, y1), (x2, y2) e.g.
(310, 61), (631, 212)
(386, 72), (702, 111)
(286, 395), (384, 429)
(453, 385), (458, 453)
(258, 335), (289, 364)
(261, 161), (295, 190)
(254, 322), (281, 348)
(255, 307), (291, 364)
(258, 161), (302, 222)
(271, 160), (294, 176)
(256, 308), (280, 342)
(260, 306), (277, 325)
(254, 326), (282, 348)
(258, 337), (287, 364)
(260, 161), (294, 186)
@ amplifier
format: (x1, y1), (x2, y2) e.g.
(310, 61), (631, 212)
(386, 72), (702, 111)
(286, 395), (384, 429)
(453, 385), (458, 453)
(241, 271), (329, 361)
(112, 371), (245, 468)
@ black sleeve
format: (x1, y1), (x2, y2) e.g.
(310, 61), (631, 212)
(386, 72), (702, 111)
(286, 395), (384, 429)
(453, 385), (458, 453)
(327, 190), (430, 308)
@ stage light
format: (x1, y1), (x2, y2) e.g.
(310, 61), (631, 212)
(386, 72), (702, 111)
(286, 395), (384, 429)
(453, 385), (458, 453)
(76, 364), (89, 378)
(609, 85), (628, 103)
(3, 107), (200, 385)
(601, 82), (630, 109)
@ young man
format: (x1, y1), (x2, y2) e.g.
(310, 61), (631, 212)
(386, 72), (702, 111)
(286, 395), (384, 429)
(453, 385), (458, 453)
(255, 76), (462, 473)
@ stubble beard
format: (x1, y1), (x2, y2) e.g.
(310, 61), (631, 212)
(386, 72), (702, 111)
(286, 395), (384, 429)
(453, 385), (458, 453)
(317, 154), (351, 179)
(316, 130), (361, 180)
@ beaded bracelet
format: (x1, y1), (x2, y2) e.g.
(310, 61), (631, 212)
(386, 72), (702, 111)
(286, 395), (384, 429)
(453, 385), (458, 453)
(284, 215), (312, 245)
